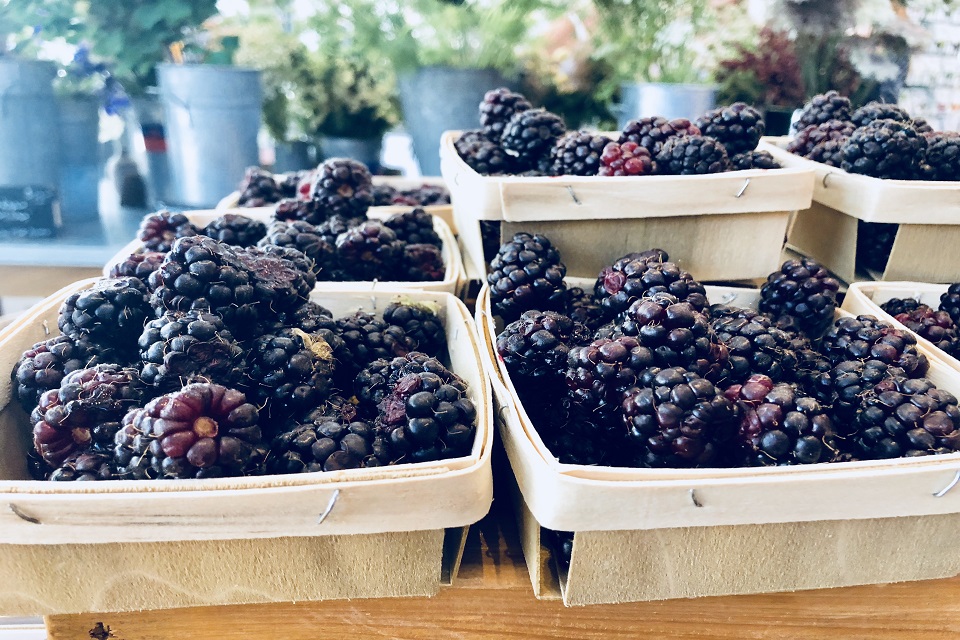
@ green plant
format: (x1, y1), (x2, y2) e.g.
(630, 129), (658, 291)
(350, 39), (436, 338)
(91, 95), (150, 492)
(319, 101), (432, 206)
(716, 28), (806, 108)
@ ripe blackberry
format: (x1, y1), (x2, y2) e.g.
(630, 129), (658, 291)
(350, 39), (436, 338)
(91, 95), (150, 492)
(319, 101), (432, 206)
(565, 288), (605, 333)
(534, 395), (623, 466)
(758, 258), (840, 338)
(821, 315), (928, 377)
(245, 329), (335, 419)
(268, 417), (384, 473)
(856, 221), (898, 273)
(548, 131), (612, 176)
(616, 293), (729, 383)
(622, 367), (738, 468)
(594, 252), (707, 319)
(710, 308), (798, 384)
(334, 311), (414, 385)
(501, 108), (567, 169)
(32, 364), (145, 467)
(310, 158), (374, 219)
(259, 220), (336, 278)
(725, 375), (835, 466)
(880, 297), (924, 317)
(851, 102), (912, 128)
(262, 300), (336, 336)
(376, 370), (477, 463)
(383, 302), (446, 356)
(335, 220), (404, 281)
(912, 117), (935, 135)
(480, 220), (502, 263)
(454, 130), (517, 176)
(234, 245), (316, 316)
(730, 150), (781, 171)
(108, 251), (165, 281)
(402, 244), (446, 282)
(237, 167), (281, 207)
(202, 214), (267, 247)
(656, 135), (732, 175)
(138, 210), (199, 253)
(138, 310), (245, 391)
(275, 170), (309, 199)
(48, 449), (117, 481)
(400, 183), (450, 206)
(12, 334), (121, 413)
(922, 132), (960, 181)
(497, 310), (589, 392)
(895, 306), (960, 358)
(695, 102), (765, 154)
(58, 277), (152, 356)
(487, 233), (567, 322)
(479, 87), (532, 139)
(794, 91), (853, 132)
(788, 120), (855, 165)
(115, 383), (266, 479)
(940, 284), (960, 326)
(792, 347), (835, 406)
(598, 141), (656, 176)
(372, 183), (399, 206)
(383, 208), (441, 247)
(274, 197), (328, 226)
(826, 359), (904, 430)
(150, 236), (258, 333)
(853, 375), (960, 458)
(841, 119), (927, 179)
(354, 352), (455, 417)
(566, 336), (656, 425)
(618, 116), (700, 155)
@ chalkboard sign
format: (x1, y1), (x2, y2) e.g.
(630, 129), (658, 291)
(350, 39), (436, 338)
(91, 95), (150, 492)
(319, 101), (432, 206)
(0, 185), (59, 240)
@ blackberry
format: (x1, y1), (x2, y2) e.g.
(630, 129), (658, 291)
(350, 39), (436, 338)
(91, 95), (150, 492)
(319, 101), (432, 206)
(487, 233), (567, 322)
(354, 352), (454, 417)
(788, 121), (856, 167)
(274, 197), (328, 226)
(501, 108), (567, 169)
(725, 375), (835, 466)
(275, 170), (309, 199)
(793, 91), (853, 132)
(894, 306), (960, 358)
(730, 150), (781, 171)
(497, 310), (589, 392)
(480, 220), (502, 263)
(695, 102), (765, 155)
(615, 293), (729, 383)
(598, 141), (656, 176)
(245, 329), (335, 419)
(334, 311), (414, 385)
(479, 87), (532, 139)
(202, 214), (267, 247)
(565, 288), (605, 333)
(48, 449), (117, 481)
(383, 302), (446, 356)
(922, 132), (960, 181)
(454, 130), (516, 176)
(234, 245), (316, 317)
(656, 135), (732, 175)
(137, 210), (199, 253)
(827, 359), (905, 429)
(237, 167), (281, 207)
(853, 375), (960, 458)
(150, 236), (258, 333)
(618, 116), (700, 155)
(376, 370), (477, 463)
(851, 102), (912, 129)
(940, 284), (960, 326)
(12, 335), (119, 413)
(383, 208), (442, 247)
(32, 364), (146, 467)
(402, 244), (446, 282)
(912, 117), (935, 135)
(880, 297), (924, 317)
(108, 251), (166, 281)
(758, 258), (840, 339)
(335, 220), (404, 281)
(821, 315), (928, 377)
(565, 336), (656, 426)
(535, 396), (622, 466)
(841, 119), (927, 179)
(710, 308), (798, 384)
(621, 367), (738, 468)
(372, 183), (400, 206)
(262, 300), (336, 336)
(400, 183), (449, 206)
(856, 220), (898, 273)
(58, 277), (152, 356)
(138, 310), (245, 391)
(268, 416), (384, 473)
(259, 220), (336, 278)
(594, 252), (707, 319)
(115, 383), (266, 479)
(317, 214), (366, 248)
(548, 131), (612, 176)
(309, 158), (374, 219)
(792, 348), (835, 405)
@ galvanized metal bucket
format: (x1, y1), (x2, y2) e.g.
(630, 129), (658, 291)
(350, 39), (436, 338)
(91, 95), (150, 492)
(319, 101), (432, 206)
(617, 82), (717, 126)
(158, 64), (261, 208)
(0, 60), (59, 190)
(57, 96), (100, 221)
(273, 140), (315, 173)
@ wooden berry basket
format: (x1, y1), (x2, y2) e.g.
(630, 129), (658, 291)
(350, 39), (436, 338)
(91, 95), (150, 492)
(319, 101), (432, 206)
(477, 277), (960, 606)
(0, 280), (492, 615)
(760, 137), (960, 283)
(440, 130), (816, 281)
(215, 175), (457, 234)
(103, 209), (464, 295)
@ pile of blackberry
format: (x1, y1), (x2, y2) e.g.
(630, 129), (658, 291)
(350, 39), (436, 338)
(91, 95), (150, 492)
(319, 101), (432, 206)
(15, 234), (475, 481)
(371, 183), (450, 207)
(490, 233), (960, 467)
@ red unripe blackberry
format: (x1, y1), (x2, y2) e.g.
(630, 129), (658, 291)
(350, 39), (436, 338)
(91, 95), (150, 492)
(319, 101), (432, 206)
(548, 131), (612, 176)
(821, 315), (928, 378)
(138, 210), (199, 252)
(594, 251), (707, 319)
(487, 233), (567, 322)
(598, 141), (655, 176)
(618, 116), (700, 155)
(310, 158), (374, 219)
(695, 102), (765, 154)
(758, 258), (840, 338)
(479, 87), (532, 139)
(108, 251), (166, 281)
